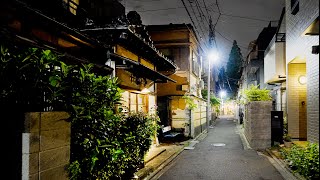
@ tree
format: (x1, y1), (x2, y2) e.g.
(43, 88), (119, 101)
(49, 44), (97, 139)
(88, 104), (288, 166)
(127, 11), (142, 25)
(216, 67), (228, 95)
(225, 40), (243, 98)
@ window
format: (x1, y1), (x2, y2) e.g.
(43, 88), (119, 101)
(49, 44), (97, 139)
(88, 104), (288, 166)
(291, 0), (299, 15)
(159, 48), (174, 62)
(129, 93), (148, 113)
(63, 0), (79, 15)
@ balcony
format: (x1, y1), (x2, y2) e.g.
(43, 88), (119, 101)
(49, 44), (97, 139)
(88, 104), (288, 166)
(264, 33), (286, 83)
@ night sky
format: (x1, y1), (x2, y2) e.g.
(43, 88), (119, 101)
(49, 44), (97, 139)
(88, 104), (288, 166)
(120, 0), (285, 68)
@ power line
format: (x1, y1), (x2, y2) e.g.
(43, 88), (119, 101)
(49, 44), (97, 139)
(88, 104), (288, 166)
(187, 0), (208, 40)
(180, 0), (209, 51)
(201, 0), (211, 20)
(136, 6), (271, 22)
(215, 30), (248, 49)
(194, 0), (210, 24)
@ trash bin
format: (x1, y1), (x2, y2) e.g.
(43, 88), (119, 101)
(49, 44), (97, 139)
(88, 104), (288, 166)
(239, 111), (244, 124)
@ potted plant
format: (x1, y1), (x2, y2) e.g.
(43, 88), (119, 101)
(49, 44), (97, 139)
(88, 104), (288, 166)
(283, 134), (292, 148)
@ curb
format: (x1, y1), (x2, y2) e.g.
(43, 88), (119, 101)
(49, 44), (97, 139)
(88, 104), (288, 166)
(235, 124), (251, 150)
(142, 130), (209, 180)
(143, 146), (184, 180)
(235, 121), (304, 180)
(265, 149), (306, 180)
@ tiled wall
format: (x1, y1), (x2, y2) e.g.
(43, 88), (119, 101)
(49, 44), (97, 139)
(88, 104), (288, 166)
(285, 0), (319, 143)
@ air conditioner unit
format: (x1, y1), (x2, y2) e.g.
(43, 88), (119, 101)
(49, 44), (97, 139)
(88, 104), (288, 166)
(181, 85), (189, 91)
(199, 80), (204, 89)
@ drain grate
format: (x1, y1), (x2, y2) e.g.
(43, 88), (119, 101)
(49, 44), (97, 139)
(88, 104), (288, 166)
(212, 143), (226, 147)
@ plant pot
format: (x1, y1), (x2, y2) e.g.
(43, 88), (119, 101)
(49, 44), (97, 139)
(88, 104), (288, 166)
(284, 141), (292, 148)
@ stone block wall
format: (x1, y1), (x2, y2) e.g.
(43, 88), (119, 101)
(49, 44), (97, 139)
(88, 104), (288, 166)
(244, 101), (272, 150)
(22, 112), (70, 180)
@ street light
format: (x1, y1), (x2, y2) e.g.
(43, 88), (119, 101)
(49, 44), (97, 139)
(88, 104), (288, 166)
(206, 51), (219, 132)
(219, 90), (226, 115)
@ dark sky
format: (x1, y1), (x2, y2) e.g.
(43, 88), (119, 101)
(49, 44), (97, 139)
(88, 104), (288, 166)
(120, 0), (285, 67)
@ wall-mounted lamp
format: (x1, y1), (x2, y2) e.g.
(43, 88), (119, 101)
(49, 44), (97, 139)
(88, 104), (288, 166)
(298, 75), (307, 85)
(141, 88), (151, 94)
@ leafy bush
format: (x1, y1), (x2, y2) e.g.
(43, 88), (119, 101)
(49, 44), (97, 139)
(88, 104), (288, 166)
(241, 85), (272, 104)
(182, 94), (197, 110)
(283, 134), (292, 142)
(281, 143), (319, 179)
(118, 112), (159, 178)
(201, 89), (221, 107)
(51, 63), (158, 179)
(0, 45), (62, 111)
(1, 44), (160, 179)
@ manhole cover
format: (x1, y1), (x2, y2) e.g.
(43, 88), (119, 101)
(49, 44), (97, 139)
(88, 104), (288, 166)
(212, 143), (226, 147)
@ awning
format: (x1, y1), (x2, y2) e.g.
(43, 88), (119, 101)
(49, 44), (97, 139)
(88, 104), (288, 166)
(110, 53), (176, 83)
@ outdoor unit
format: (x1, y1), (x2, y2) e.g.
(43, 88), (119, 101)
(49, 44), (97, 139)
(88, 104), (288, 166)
(199, 80), (204, 89)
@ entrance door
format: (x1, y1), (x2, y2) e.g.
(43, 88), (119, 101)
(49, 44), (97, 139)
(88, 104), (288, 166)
(157, 96), (170, 126)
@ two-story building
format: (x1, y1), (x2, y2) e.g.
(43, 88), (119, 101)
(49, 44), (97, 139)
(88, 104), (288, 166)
(0, 0), (177, 178)
(147, 24), (208, 138)
(236, 22), (277, 123)
(264, 0), (319, 143)
(264, 7), (287, 127)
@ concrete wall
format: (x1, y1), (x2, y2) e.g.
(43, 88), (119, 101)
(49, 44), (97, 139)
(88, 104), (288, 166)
(22, 112), (70, 180)
(244, 101), (272, 150)
(169, 96), (207, 138)
(170, 96), (189, 134)
(193, 100), (207, 137)
(285, 0), (319, 143)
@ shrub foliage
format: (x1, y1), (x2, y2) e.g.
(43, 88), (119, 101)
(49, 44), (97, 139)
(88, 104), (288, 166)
(281, 143), (319, 180)
(1, 44), (159, 179)
(238, 85), (272, 105)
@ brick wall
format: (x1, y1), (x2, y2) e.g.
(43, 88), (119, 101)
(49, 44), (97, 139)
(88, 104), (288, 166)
(22, 112), (70, 180)
(285, 0), (319, 143)
(244, 101), (272, 150)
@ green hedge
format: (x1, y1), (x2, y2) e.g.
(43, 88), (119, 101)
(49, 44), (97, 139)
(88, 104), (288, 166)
(281, 143), (319, 180)
(1, 44), (159, 179)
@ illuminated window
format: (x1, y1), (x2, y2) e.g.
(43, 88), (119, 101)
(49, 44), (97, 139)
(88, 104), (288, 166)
(63, 0), (79, 15)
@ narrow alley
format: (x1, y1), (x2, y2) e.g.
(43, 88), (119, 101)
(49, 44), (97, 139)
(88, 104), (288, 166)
(156, 116), (283, 180)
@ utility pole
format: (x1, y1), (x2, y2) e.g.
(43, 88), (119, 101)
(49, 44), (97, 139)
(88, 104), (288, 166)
(206, 17), (215, 132)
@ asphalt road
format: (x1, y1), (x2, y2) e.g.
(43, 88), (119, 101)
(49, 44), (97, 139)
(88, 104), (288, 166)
(158, 116), (284, 180)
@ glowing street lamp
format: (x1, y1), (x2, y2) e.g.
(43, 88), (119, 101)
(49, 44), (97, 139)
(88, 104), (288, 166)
(220, 90), (226, 98)
(206, 51), (219, 131)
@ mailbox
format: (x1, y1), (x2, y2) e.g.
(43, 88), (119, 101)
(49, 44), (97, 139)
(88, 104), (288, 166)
(271, 111), (284, 145)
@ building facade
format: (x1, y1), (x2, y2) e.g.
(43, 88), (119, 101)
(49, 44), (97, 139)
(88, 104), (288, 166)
(0, 0), (177, 178)
(264, 0), (319, 143)
(236, 22), (277, 123)
(285, 0), (319, 142)
(147, 24), (208, 138)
